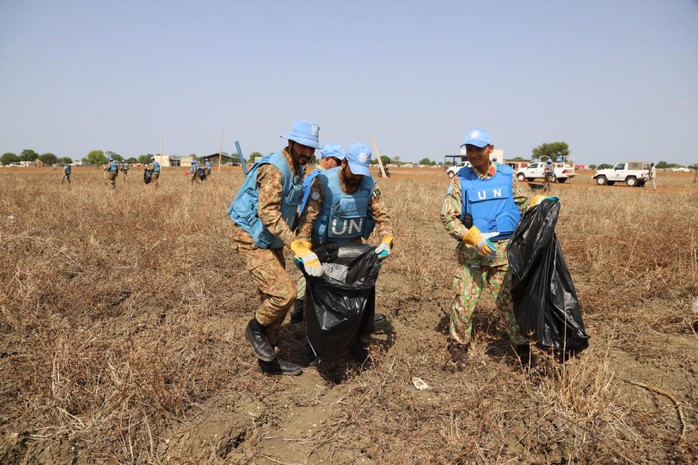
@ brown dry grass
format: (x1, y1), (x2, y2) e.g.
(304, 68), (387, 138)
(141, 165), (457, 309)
(1, 166), (696, 464)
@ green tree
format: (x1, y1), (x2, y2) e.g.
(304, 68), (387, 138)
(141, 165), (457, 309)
(38, 153), (58, 165)
(597, 163), (613, 169)
(59, 157), (73, 165)
(138, 154), (154, 164)
(531, 142), (569, 162)
(655, 161), (670, 169)
(418, 157), (432, 165)
(2, 152), (19, 165)
(392, 155), (400, 165)
(85, 150), (107, 165)
(588, 164), (597, 170)
(248, 151), (263, 162)
(380, 155), (392, 165)
(19, 149), (39, 161)
(126, 157), (138, 164)
(105, 151), (123, 162)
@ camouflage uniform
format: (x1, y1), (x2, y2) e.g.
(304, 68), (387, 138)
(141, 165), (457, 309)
(441, 163), (528, 346)
(231, 150), (313, 345)
(294, 170), (393, 301)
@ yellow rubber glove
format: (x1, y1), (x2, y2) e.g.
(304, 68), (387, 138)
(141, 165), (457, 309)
(462, 226), (497, 259)
(290, 240), (323, 277)
(531, 195), (560, 207)
(374, 236), (393, 259)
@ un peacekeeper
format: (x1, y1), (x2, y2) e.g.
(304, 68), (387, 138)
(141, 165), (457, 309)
(227, 120), (324, 376)
(61, 164), (71, 185)
(296, 142), (394, 363)
(189, 160), (200, 185)
(104, 157), (119, 188)
(205, 159), (212, 178)
(543, 159), (555, 186)
(150, 157), (161, 187)
(290, 143), (345, 322)
(440, 128), (530, 366)
(122, 160), (129, 182)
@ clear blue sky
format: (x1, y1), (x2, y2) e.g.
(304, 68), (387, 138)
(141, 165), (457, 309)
(1, 0), (696, 165)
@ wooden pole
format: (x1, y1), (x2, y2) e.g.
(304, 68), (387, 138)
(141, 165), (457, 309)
(218, 128), (224, 173)
(370, 133), (387, 178)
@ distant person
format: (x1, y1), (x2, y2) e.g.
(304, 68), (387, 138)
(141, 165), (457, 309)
(292, 143), (345, 322)
(543, 159), (555, 187)
(441, 128), (531, 367)
(149, 157), (161, 187)
(104, 157), (119, 189)
(649, 162), (657, 190)
(122, 161), (129, 182)
(205, 160), (212, 178)
(61, 164), (71, 185)
(190, 160), (200, 185)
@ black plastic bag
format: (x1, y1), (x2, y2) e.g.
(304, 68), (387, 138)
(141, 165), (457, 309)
(508, 200), (589, 353)
(143, 169), (153, 184)
(197, 167), (207, 181)
(301, 243), (381, 362)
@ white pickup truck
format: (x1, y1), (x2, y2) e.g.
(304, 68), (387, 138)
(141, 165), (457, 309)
(592, 162), (650, 187)
(516, 162), (575, 183)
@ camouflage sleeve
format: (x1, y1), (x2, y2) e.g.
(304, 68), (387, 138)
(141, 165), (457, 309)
(296, 175), (323, 243)
(512, 176), (530, 214)
(370, 184), (393, 239)
(440, 175), (468, 240)
(257, 164), (295, 246)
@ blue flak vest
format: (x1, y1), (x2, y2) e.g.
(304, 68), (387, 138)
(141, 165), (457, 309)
(123, 163), (129, 171)
(189, 164), (198, 174)
(64, 166), (71, 175)
(107, 161), (119, 173)
(227, 151), (304, 249)
(458, 164), (521, 240)
(298, 168), (323, 216)
(311, 167), (376, 246)
(205, 161), (212, 170)
(153, 161), (161, 173)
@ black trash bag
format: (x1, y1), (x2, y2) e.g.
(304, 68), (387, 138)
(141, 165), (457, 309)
(197, 167), (207, 181)
(143, 169), (153, 184)
(508, 200), (590, 353)
(301, 243), (382, 362)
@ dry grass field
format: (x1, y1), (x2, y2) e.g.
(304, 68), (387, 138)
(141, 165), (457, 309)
(1, 166), (696, 464)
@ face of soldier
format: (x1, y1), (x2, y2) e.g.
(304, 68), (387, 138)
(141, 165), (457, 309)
(320, 156), (340, 170)
(465, 144), (493, 173)
(289, 142), (315, 166)
(341, 161), (364, 188)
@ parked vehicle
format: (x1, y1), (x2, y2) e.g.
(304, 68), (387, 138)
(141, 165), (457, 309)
(446, 161), (470, 178)
(516, 161), (575, 183)
(592, 162), (650, 187)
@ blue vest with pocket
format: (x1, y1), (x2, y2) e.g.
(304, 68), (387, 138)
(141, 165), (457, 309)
(152, 161), (160, 173)
(458, 164), (521, 240)
(227, 151), (303, 249)
(298, 168), (323, 216)
(311, 167), (375, 246)
(64, 166), (71, 175)
(107, 161), (119, 173)
(123, 163), (129, 171)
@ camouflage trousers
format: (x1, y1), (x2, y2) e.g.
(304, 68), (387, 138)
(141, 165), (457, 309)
(296, 276), (306, 302)
(449, 263), (526, 346)
(231, 229), (296, 346)
(106, 172), (117, 188)
(151, 172), (159, 187)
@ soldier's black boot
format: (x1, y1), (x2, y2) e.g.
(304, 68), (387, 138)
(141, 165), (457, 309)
(290, 299), (304, 323)
(258, 358), (302, 376)
(245, 317), (276, 362)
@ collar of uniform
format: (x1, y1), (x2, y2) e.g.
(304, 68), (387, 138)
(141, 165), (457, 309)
(473, 162), (496, 179)
(282, 149), (301, 176)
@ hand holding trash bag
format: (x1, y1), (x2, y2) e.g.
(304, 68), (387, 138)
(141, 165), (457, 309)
(530, 195), (560, 207)
(462, 226), (498, 259)
(290, 240), (323, 277)
(374, 236), (393, 259)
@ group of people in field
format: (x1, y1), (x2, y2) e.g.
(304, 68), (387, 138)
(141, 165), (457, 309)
(60, 156), (217, 189)
(228, 120), (557, 376)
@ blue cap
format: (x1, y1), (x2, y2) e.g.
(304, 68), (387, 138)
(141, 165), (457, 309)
(345, 143), (372, 176)
(280, 120), (322, 149)
(320, 143), (344, 160)
(462, 128), (492, 148)
(108, 157), (113, 161)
